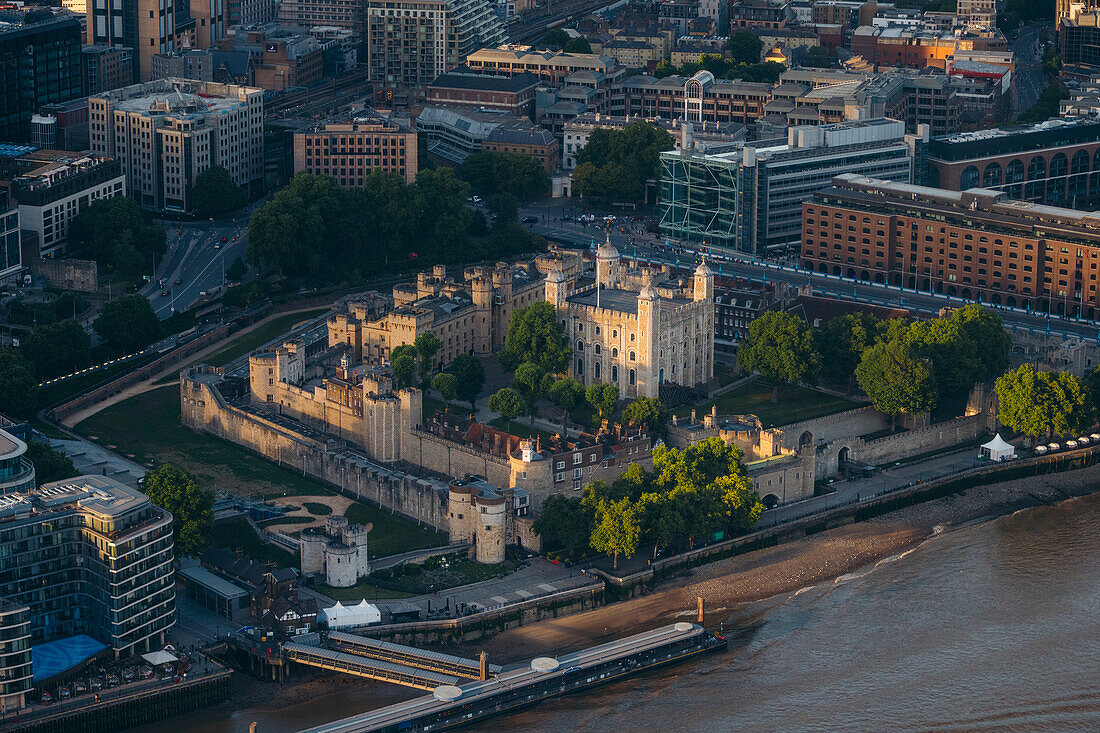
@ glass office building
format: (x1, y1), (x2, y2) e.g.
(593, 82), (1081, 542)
(0, 14), (84, 141)
(659, 118), (916, 254)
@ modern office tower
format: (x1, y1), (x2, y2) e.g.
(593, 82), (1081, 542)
(89, 79), (264, 212)
(0, 15), (84, 141)
(82, 44), (136, 93)
(0, 191), (20, 285)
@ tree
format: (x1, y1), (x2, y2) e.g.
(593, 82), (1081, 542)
(622, 396), (669, 436)
(513, 361), (547, 423)
(638, 492), (683, 558)
(69, 196), (166, 280)
(459, 152), (550, 200)
(995, 364), (1093, 440)
(226, 257), (248, 282)
(549, 377), (584, 430)
(590, 497), (641, 570)
(533, 494), (592, 558)
(0, 349), (37, 417)
(573, 122), (674, 202)
(488, 387), (524, 420)
(739, 311), (821, 386)
(803, 45), (831, 68)
(93, 295), (158, 353)
(541, 28), (570, 47)
(951, 304), (1011, 383)
(564, 36), (592, 54)
(25, 441), (77, 487)
(414, 332), (442, 383)
(21, 320), (90, 380)
(855, 337), (937, 426)
(585, 383), (620, 421)
(431, 372), (457, 401)
(502, 301), (569, 373)
(191, 165), (247, 218)
(391, 352), (417, 389)
(141, 464), (214, 557)
(906, 318), (978, 400)
(728, 29), (764, 64)
(450, 353), (485, 409)
(816, 313), (878, 389)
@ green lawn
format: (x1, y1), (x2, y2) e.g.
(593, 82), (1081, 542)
(344, 502), (445, 559)
(489, 417), (556, 443)
(367, 556), (512, 595)
(155, 308), (330, 384)
(208, 516), (296, 567)
(672, 380), (860, 428)
(302, 501), (333, 516)
(76, 384), (334, 497)
(421, 395), (473, 422)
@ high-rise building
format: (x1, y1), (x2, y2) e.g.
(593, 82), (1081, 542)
(0, 599), (31, 713)
(365, 0), (506, 104)
(801, 174), (1100, 318)
(0, 15), (84, 141)
(82, 44), (135, 93)
(658, 118), (916, 254)
(228, 0), (276, 26)
(277, 0), (365, 33)
(90, 79), (264, 212)
(0, 190), (20, 285)
(0, 465), (176, 660)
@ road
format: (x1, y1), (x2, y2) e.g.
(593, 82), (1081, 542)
(1011, 24), (1045, 115)
(516, 200), (1100, 343)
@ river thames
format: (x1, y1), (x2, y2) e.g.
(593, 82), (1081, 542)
(162, 491), (1100, 732)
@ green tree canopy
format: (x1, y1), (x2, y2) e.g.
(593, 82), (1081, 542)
(414, 332), (442, 382)
(450, 353), (485, 409)
(459, 151), (550, 200)
(728, 29), (764, 64)
(533, 494), (593, 557)
(951, 304), (1011, 383)
(548, 377), (584, 429)
(622, 396), (669, 436)
(21, 320), (90, 380)
(905, 318), (979, 400)
(431, 372), (457, 401)
(540, 28), (570, 47)
(191, 165), (248, 218)
(0, 348), (37, 417)
(573, 121), (674, 202)
(803, 45), (832, 68)
(739, 311), (821, 385)
(93, 294), (158, 353)
(589, 497), (641, 570)
(995, 364), (1093, 440)
(585, 382), (620, 421)
(855, 337), (937, 423)
(502, 301), (569, 372)
(488, 387), (524, 420)
(25, 441), (77, 487)
(142, 464), (214, 557)
(391, 349), (417, 389)
(815, 313), (879, 387)
(652, 56), (785, 84)
(69, 196), (166, 280)
(226, 257), (248, 282)
(564, 36), (592, 53)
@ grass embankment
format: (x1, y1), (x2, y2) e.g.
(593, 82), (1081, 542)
(208, 516), (297, 567)
(673, 379), (859, 427)
(78, 385), (446, 557)
(154, 308), (329, 384)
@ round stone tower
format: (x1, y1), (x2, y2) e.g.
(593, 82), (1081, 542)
(473, 494), (507, 565)
(447, 481), (478, 544)
(596, 232), (620, 289)
(299, 529), (326, 575)
(325, 543), (358, 587)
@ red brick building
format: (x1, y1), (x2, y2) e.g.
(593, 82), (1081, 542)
(802, 174), (1100, 317)
(426, 69), (539, 120)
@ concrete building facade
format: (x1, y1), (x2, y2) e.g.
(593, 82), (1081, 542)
(293, 118), (419, 185)
(89, 79), (264, 212)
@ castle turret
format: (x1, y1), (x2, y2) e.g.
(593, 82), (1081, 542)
(448, 481), (477, 545)
(694, 259), (714, 303)
(596, 232), (620, 289)
(636, 279), (659, 399)
(545, 267), (567, 308)
(473, 494), (507, 564)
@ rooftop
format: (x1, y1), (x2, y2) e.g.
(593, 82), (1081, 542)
(95, 79), (261, 116)
(430, 68), (539, 92)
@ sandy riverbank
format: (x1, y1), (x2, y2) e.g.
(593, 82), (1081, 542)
(465, 463), (1100, 662)
(201, 464), (1100, 717)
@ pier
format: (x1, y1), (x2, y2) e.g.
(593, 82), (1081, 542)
(298, 622), (725, 733)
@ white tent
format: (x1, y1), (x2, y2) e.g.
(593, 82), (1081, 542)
(980, 434), (1015, 462)
(141, 650), (178, 666)
(321, 600), (381, 629)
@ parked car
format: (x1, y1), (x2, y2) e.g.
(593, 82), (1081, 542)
(40, 691), (53, 704)
(88, 677), (103, 691)
(73, 681), (87, 695)
(106, 674), (119, 688)
(521, 216), (538, 223)
(59, 686), (71, 699)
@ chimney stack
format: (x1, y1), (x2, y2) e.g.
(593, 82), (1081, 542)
(479, 651), (489, 680)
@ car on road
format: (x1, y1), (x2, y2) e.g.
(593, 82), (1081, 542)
(220, 237), (228, 243)
(106, 674), (119, 688)
(521, 216), (539, 223)
(88, 677), (102, 691)
(213, 244), (221, 250)
(174, 278), (181, 284)
(161, 289), (170, 296)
